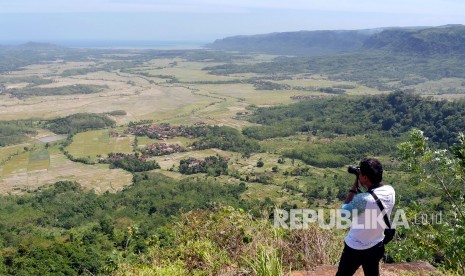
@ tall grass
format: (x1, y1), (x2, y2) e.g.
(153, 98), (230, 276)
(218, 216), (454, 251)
(114, 206), (344, 275)
(246, 245), (284, 276)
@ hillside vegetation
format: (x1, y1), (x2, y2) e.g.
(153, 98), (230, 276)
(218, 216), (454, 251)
(204, 51), (465, 92)
(206, 25), (465, 92)
(363, 25), (465, 54)
(245, 92), (465, 145)
(0, 175), (251, 275)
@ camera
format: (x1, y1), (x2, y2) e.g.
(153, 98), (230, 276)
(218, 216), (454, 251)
(348, 165), (360, 175)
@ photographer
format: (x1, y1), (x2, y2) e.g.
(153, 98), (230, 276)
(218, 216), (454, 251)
(336, 158), (395, 276)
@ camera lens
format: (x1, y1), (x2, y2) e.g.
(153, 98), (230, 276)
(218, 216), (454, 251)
(348, 165), (360, 175)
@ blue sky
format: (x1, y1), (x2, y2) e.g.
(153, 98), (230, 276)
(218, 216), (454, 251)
(1, 0), (464, 43)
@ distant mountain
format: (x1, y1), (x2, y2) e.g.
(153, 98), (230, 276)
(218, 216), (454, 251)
(206, 29), (380, 56)
(18, 41), (64, 50)
(362, 25), (465, 54)
(0, 41), (63, 49)
(207, 25), (465, 56)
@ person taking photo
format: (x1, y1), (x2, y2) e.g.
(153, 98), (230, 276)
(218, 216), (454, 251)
(336, 158), (395, 276)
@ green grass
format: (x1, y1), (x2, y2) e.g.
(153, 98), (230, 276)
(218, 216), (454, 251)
(1, 151), (29, 175)
(409, 77), (465, 95)
(193, 83), (303, 106)
(0, 144), (27, 164)
(66, 129), (132, 160)
(145, 60), (235, 82)
(259, 135), (314, 154)
(28, 149), (50, 171)
(246, 245), (284, 276)
(0, 145), (133, 194)
(242, 182), (285, 201)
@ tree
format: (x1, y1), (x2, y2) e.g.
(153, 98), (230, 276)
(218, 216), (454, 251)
(398, 129), (465, 272)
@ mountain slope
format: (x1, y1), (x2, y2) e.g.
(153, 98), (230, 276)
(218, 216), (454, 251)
(362, 25), (465, 54)
(207, 25), (465, 56)
(206, 29), (378, 56)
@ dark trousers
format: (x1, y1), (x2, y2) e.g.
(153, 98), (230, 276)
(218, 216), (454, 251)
(336, 241), (384, 276)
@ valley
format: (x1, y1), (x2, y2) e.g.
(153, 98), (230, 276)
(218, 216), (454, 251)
(1, 25), (465, 274)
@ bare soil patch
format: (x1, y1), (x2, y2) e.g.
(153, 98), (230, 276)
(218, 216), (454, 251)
(291, 261), (437, 276)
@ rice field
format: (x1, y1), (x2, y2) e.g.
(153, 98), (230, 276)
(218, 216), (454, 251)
(0, 147), (132, 194)
(28, 149), (50, 171)
(65, 129), (133, 160)
(0, 51), (386, 195)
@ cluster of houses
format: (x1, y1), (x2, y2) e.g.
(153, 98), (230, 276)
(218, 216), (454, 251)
(185, 157), (207, 168)
(179, 155), (230, 175)
(125, 123), (199, 140)
(142, 142), (186, 156)
(290, 95), (323, 101)
(102, 152), (144, 163)
(178, 157), (209, 174)
(109, 131), (121, 138)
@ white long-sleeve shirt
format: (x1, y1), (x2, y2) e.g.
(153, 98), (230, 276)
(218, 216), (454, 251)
(341, 185), (395, 250)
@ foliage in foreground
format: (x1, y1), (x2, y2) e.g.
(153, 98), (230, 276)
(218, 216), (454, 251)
(115, 206), (343, 275)
(391, 129), (465, 273)
(0, 174), (249, 275)
(2, 129), (465, 274)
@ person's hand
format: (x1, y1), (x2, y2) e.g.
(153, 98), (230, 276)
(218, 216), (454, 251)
(352, 175), (360, 191)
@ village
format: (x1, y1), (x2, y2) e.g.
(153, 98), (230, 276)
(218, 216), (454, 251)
(124, 122), (206, 140)
(179, 155), (230, 175)
(141, 142), (186, 156)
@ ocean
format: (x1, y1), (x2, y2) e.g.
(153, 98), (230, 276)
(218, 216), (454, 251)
(0, 40), (209, 50)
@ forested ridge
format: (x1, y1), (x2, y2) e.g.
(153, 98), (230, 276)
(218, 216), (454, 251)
(244, 92), (465, 147)
(0, 175), (250, 275)
(207, 29), (375, 56)
(363, 25), (465, 54)
(205, 26), (465, 92)
(207, 25), (465, 56)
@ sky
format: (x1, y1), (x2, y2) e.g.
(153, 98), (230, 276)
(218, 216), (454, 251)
(1, 0), (464, 43)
